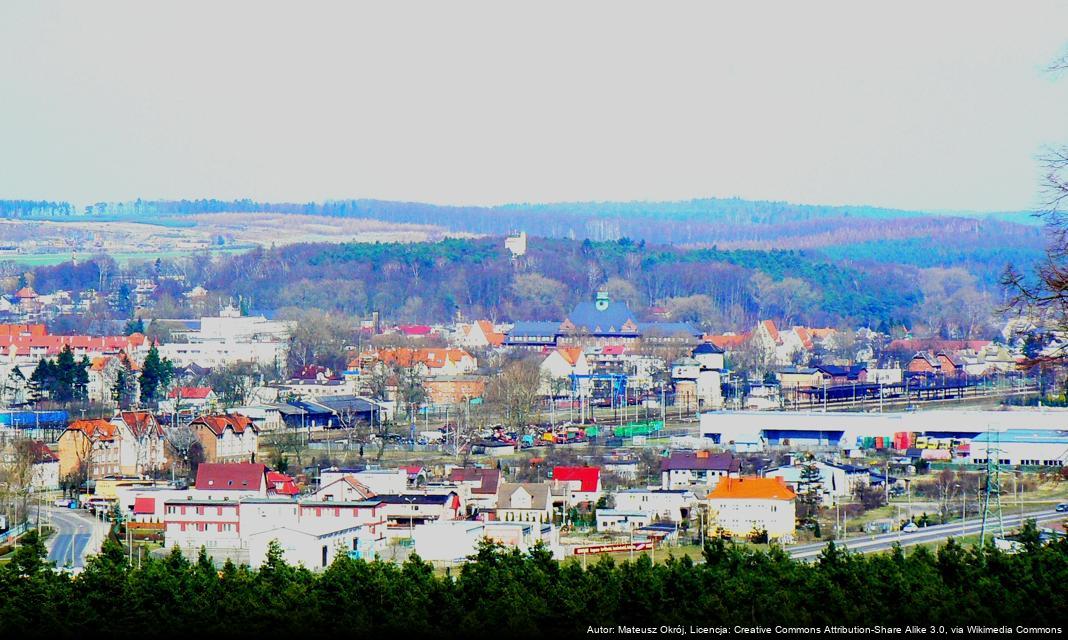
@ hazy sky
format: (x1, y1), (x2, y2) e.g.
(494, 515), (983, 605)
(2, 1), (1067, 211)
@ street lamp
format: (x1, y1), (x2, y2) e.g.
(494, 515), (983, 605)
(404, 495), (417, 542)
(955, 483), (965, 537)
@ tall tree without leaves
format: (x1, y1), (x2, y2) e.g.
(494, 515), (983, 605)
(1003, 52), (1068, 369)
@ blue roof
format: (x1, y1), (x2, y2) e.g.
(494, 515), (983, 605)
(507, 321), (561, 337)
(693, 342), (724, 355)
(972, 429), (1068, 444)
(567, 300), (637, 332)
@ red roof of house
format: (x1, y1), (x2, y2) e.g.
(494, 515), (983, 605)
(602, 345), (625, 356)
(266, 471), (300, 495)
(0, 333), (146, 358)
(191, 414), (257, 437)
(552, 466), (600, 493)
(447, 467), (501, 494)
(761, 320), (781, 344)
(888, 338), (991, 353)
(28, 441), (58, 464)
(15, 287), (37, 299)
(133, 497), (156, 515)
(398, 324), (433, 336)
(168, 386), (213, 400)
(704, 333), (750, 350)
(0, 324), (47, 337)
(195, 463), (266, 491)
(116, 411), (163, 438)
(65, 419), (118, 441)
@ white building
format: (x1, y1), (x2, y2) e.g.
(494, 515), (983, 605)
(967, 429), (1068, 467)
(411, 519), (560, 563)
(155, 306), (290, 369)
(700, 409), (1068, 453)
(707, 477), (797, 542)
(595, 510), (652, 532)
(612, 488), (697, 522)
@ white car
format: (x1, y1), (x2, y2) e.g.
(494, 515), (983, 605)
(902, 522), (919, 533)
(53, 498), (71, 507)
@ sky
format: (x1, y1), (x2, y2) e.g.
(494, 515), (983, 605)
(2, 1), (1068, 212)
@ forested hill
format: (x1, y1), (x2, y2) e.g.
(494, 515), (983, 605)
(0, 197), (1042, 248)
(194, 236), (964, 336)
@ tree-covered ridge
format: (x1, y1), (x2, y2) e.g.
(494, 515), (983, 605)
(206, 237), (924, 331)
(0, 197), (1041, 249)
(1, 530), (1065, 637)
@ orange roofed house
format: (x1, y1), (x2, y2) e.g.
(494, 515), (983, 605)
(706, 476), (797, 542)
(57, 419), (120, 479)
(457, 320), (506, 348)
(364, 348), (478, 377)
(190, 413), (259, 463)
(57, 412), (167, 480)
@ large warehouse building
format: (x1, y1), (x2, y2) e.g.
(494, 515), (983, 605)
(699, 409), (1068, 457)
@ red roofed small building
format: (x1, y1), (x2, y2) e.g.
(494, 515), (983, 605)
(707, 476), (797, 542)
(266, 471), (300, 496)
(458, 320), (506, 348)
(166, 386), (217, 415)
(552, 466), (602, 504)
(310, 475), (377, 502)
(190, 413), (259, 463)
(194, 462), (269, 496)
(447, 467), (502, 511)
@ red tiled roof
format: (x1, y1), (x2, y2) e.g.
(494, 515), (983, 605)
(555, 347), (583, 366)
(191, 414), (257, 437)
(65, 419), (118, 441)
(133, 497), (156, 515)
(552, 466), (600, 493)
(266, 471), (300, 495)
(28, 441), (58, 463)
(117, 411), (163, 438)
(602, 345), (625, 356)
(888, 338), (991, 353)
(0, 334), (146, 358)
(195, 463), (266, 491)
(761, 320), (781, 344)
(704, 333), (750, 350)
(15, 287), (37, 299)
(447, 467), (501, 494)
(168, 386), (213, 400)
(0, 324), (47, 337)
(398, 324), (433, 336)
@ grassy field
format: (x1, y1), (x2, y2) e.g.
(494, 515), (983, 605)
(4, 246), (252, 267)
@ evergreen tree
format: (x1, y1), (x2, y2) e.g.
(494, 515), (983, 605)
(28, 358), (55, 402)
(73, 356), (90, 401)
(112, 355), (139, 409)
(139, 345), (173, 404)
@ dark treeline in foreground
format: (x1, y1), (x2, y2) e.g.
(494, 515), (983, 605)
(2, 528), (1066, 638)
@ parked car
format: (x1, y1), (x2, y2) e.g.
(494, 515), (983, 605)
(53, 498), (71, 507)
(902, 522), (919, 533)
(1055, 503), (1068, 513)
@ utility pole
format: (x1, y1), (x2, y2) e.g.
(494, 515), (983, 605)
(979, 430), (1005, 546)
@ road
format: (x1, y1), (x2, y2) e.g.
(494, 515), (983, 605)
(788, 508), (1066, 560)
(44, 507), (104, 570)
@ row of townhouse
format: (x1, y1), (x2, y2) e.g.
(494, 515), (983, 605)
(56, 412), (260, 480)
